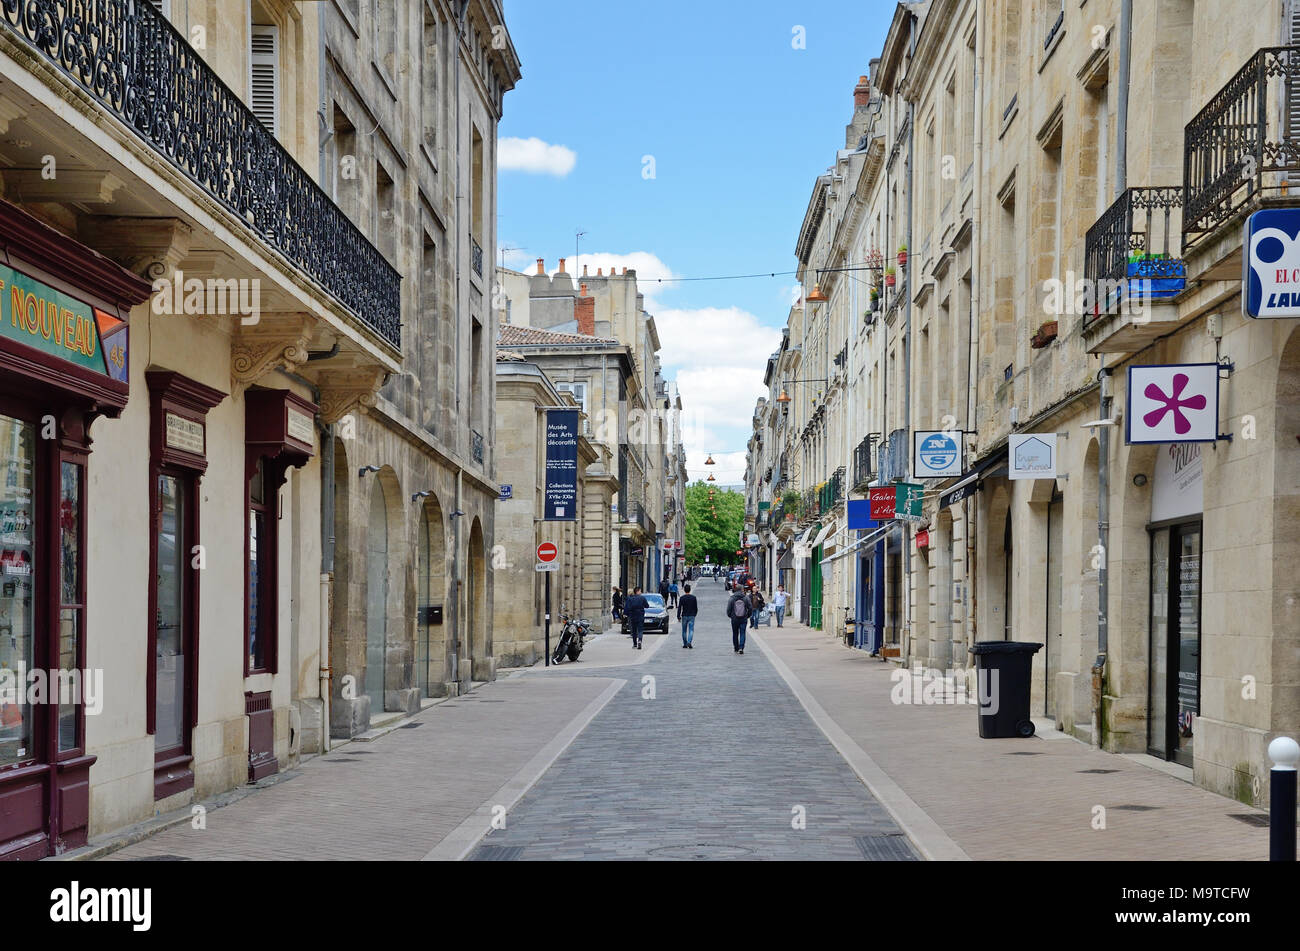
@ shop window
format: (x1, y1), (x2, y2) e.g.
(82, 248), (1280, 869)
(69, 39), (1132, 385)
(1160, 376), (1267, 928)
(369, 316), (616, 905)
(0, 415), (35, 767)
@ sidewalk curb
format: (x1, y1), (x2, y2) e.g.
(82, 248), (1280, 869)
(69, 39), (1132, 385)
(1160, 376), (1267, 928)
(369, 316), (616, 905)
(421, 677), (627, 861)
(750, 630), (971, 862)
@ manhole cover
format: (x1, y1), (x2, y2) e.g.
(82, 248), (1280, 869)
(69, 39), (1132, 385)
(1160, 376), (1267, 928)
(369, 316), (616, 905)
(324, 758), (358, 764)
(130, 854), (192, 861)
(1112, 804), (1160, 812)
(1077, 768), (1119, 774)
(1006, 751), (1045, 756)
(855, 834), (918, 861)
(343, 750), (375, 755)
(470, 845), (525, 861)
(1228, 813), (1269, 827)
(399, 722), (423, 729)
(648, 843), (755, 860)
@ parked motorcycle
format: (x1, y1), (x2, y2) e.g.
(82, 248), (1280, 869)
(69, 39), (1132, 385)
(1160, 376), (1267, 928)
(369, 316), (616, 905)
(551, 614), (590, 664)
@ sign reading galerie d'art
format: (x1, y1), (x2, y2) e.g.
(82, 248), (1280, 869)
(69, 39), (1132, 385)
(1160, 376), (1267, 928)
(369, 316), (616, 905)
(0, 263), (127, 381)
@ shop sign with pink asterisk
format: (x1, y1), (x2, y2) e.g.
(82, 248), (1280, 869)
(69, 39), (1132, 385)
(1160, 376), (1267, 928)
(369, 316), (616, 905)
(1127, 364), (1220, 444)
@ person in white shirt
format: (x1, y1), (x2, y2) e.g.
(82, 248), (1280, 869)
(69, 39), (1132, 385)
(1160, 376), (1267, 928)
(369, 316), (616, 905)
(772, 584), (789, 627)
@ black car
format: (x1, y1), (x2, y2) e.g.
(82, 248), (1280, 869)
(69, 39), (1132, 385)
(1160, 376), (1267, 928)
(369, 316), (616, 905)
(622, 594), (669, 635)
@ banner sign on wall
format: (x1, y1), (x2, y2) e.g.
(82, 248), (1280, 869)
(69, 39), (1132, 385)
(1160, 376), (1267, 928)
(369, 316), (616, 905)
(1243, 208), (1300, 318)
(894, 482), (925, 523)
(543, 409), (579, 521)
(1008, 434), (1058, 480)
(1151, 443), (1204, 523)
(1127, 364), (1218, 444)
(913, 430), (963, 478)
(847, 499), (877, 530)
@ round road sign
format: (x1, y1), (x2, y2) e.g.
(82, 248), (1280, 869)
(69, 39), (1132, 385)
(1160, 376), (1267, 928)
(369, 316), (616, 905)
(537, 542), (558, 563)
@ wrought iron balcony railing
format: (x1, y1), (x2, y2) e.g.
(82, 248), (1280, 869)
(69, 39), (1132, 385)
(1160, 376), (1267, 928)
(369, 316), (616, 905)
(471, 236), (484, 278)
(471, 430), (484, 464)
(1184, 46), (1300, 243)
(1083, 186), (1186, 324)
(0, 0), (402, 347)
(853, 435), (877, 490)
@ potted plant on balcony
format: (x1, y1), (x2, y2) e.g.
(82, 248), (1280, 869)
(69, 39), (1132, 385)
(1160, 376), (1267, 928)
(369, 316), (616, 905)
(1030, 319), (1059, 349)
(897, 244), (908, 268)
(1126, 251), (1186, 300)
(782, 490), (801, 519)
(884, 266), (897, 288)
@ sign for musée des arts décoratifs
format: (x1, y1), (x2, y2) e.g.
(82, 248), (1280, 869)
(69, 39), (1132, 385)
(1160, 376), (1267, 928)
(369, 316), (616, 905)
(544, 409), (579, 521)
(0, 263), (127, 380)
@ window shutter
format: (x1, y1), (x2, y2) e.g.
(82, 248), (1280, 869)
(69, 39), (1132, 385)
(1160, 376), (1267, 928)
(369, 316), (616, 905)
(250, 24), (280, 136)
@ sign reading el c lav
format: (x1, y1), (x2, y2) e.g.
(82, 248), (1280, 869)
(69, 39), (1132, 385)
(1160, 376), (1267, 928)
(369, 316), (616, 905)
(0, 263), (119, 377)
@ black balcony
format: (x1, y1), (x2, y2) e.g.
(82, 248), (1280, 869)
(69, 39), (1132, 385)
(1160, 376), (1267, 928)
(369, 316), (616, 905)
(0, 0), (402, 347)
(1083, 187), (1186, 324)
(471, 236), (484, 278)
(471, 430), (484, 464)
(1184, 46), (1300, 244)
(853, 435), (877, 490)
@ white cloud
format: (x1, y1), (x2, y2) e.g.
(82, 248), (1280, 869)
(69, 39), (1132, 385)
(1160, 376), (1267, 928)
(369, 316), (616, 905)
(498, 243), (533, 271)
(500, 137), (577, 176)
(655, 306), (782, 374)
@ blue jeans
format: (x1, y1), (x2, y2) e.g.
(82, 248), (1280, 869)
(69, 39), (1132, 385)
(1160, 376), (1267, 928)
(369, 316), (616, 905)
(629, 616), (644, 645)
(731, 618), (747, 651)
(681, 616), (695, 645)
(775, 604), (785, 627)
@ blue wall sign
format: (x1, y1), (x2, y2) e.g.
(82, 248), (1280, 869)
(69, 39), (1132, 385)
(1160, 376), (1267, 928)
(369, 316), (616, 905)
(914, 430), (963, 478)
(498, 484), (512, 501)
(543, 409), (579, 521)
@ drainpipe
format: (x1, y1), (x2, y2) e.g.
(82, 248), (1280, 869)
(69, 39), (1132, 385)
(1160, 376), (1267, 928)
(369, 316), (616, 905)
(965, 0), (985, 668)
(453, 468), (464, 690)
(1116, 0), (1132, 197)
(1092, 368), (1113, 750)
(902, 11), (916, 661)
(319, 423), (334, 754)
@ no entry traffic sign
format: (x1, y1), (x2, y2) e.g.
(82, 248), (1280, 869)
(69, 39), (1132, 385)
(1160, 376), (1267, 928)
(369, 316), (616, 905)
(537, 542), (558, 563)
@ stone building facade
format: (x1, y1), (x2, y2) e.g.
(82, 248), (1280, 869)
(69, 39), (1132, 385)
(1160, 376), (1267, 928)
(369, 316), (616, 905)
(751, 0), (1300, 807)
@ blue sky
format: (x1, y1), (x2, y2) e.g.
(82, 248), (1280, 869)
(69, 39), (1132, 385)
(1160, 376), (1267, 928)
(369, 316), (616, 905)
(498, 0), (892, 484)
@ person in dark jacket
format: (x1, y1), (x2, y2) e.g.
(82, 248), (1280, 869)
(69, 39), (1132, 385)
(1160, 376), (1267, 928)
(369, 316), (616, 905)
(748, 585), (765, 630)
(677, 583), (698, 648)
(726, 588), (752, 654)
(658, 578), (669, 601)
(612, 586), (624, 623)
(624, 587), (648, 649)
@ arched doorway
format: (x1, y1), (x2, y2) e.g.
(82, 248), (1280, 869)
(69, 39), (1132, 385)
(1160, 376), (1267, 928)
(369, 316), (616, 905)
(365, 479), (389, 709)
(467, 518), (487, 681)
(418, 495), (448, 697)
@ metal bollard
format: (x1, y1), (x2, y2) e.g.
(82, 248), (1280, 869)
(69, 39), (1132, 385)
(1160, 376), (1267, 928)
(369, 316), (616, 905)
(1268, 736), (1298, 861)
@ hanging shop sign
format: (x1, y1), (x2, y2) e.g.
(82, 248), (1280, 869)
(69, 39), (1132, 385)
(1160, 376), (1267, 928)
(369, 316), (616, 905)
(1127, 364), (1219, 444)
(0, 262), (125, 379)
(1243, 208), (1300, 318)
(913, 430), (963, 478)
(846, 498), (877, 531)
(1008, 433), (1058, 480)
(543, 409), (579, 521)
(894, 482), (925, 523)
(869, 486), (896, 521)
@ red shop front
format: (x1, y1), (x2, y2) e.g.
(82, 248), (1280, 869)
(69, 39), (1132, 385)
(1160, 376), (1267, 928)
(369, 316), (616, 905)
(0, 199), (151, 858)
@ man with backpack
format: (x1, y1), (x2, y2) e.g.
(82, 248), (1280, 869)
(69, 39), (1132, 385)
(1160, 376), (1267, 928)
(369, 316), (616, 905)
(726, 586), (752, 654)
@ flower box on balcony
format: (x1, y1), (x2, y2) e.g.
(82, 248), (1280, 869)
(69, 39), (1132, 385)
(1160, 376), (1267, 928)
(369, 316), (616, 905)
(1125, 254), (1186, 300)
(884, 268), (897, 288)
(897, 245), (908, 268)
(1031, 320), (1059, 349)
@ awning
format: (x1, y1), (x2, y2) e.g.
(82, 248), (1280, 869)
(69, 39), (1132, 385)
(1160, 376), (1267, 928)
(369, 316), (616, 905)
(776, 547), (793, 570)
(940, 445), (1009, 509)
(820, 522), (893, 565)
(811, 522), (834, 549)
(794, 526), (814, 547)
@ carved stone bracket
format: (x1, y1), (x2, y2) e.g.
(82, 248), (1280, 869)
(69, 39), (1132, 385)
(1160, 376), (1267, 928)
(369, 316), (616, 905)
(76, 216), (193, 281)
(317, 368), (388, 424)
(231, 315), (314, 387)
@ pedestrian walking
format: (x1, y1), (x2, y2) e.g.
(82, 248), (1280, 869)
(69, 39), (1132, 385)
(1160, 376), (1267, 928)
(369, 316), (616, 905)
(658, 578), (669, 601)
(624, 587), (648, 650)
(748, 585), (765, 630)
(677, 583), (698, 648)
(772, 584), (788, 627)
(612, 586), (624, 624)
(669, 578), (679, 608)
(726, 586), (752, 654)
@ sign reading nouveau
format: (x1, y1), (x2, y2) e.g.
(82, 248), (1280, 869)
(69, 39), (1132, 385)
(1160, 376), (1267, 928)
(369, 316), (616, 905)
(1127, 364), (1219, 444)
(0, 263), (126, 379)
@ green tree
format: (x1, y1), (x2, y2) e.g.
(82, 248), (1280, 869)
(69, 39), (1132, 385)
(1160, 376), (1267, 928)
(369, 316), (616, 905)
(684, 481), (746, 565)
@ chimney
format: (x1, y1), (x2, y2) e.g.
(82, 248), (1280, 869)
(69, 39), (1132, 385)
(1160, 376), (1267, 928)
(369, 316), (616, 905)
(854, 75), (872, 107)
(583, 264), (589, 276)
(536, 258), (545, 275)
(622, 267), (628, 275)
(575, 283), (595, 336)
(597, 267), (603, 276)
(558, 257), (567, 274)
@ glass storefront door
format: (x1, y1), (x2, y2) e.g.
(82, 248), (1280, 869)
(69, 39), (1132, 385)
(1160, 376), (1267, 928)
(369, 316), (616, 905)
(155, 473), (188, 755)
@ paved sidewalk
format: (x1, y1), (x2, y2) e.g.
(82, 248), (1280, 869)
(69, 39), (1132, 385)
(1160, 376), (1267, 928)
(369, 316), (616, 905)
(100, 675), (621, 861)
(753, 621), (1270, 861)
